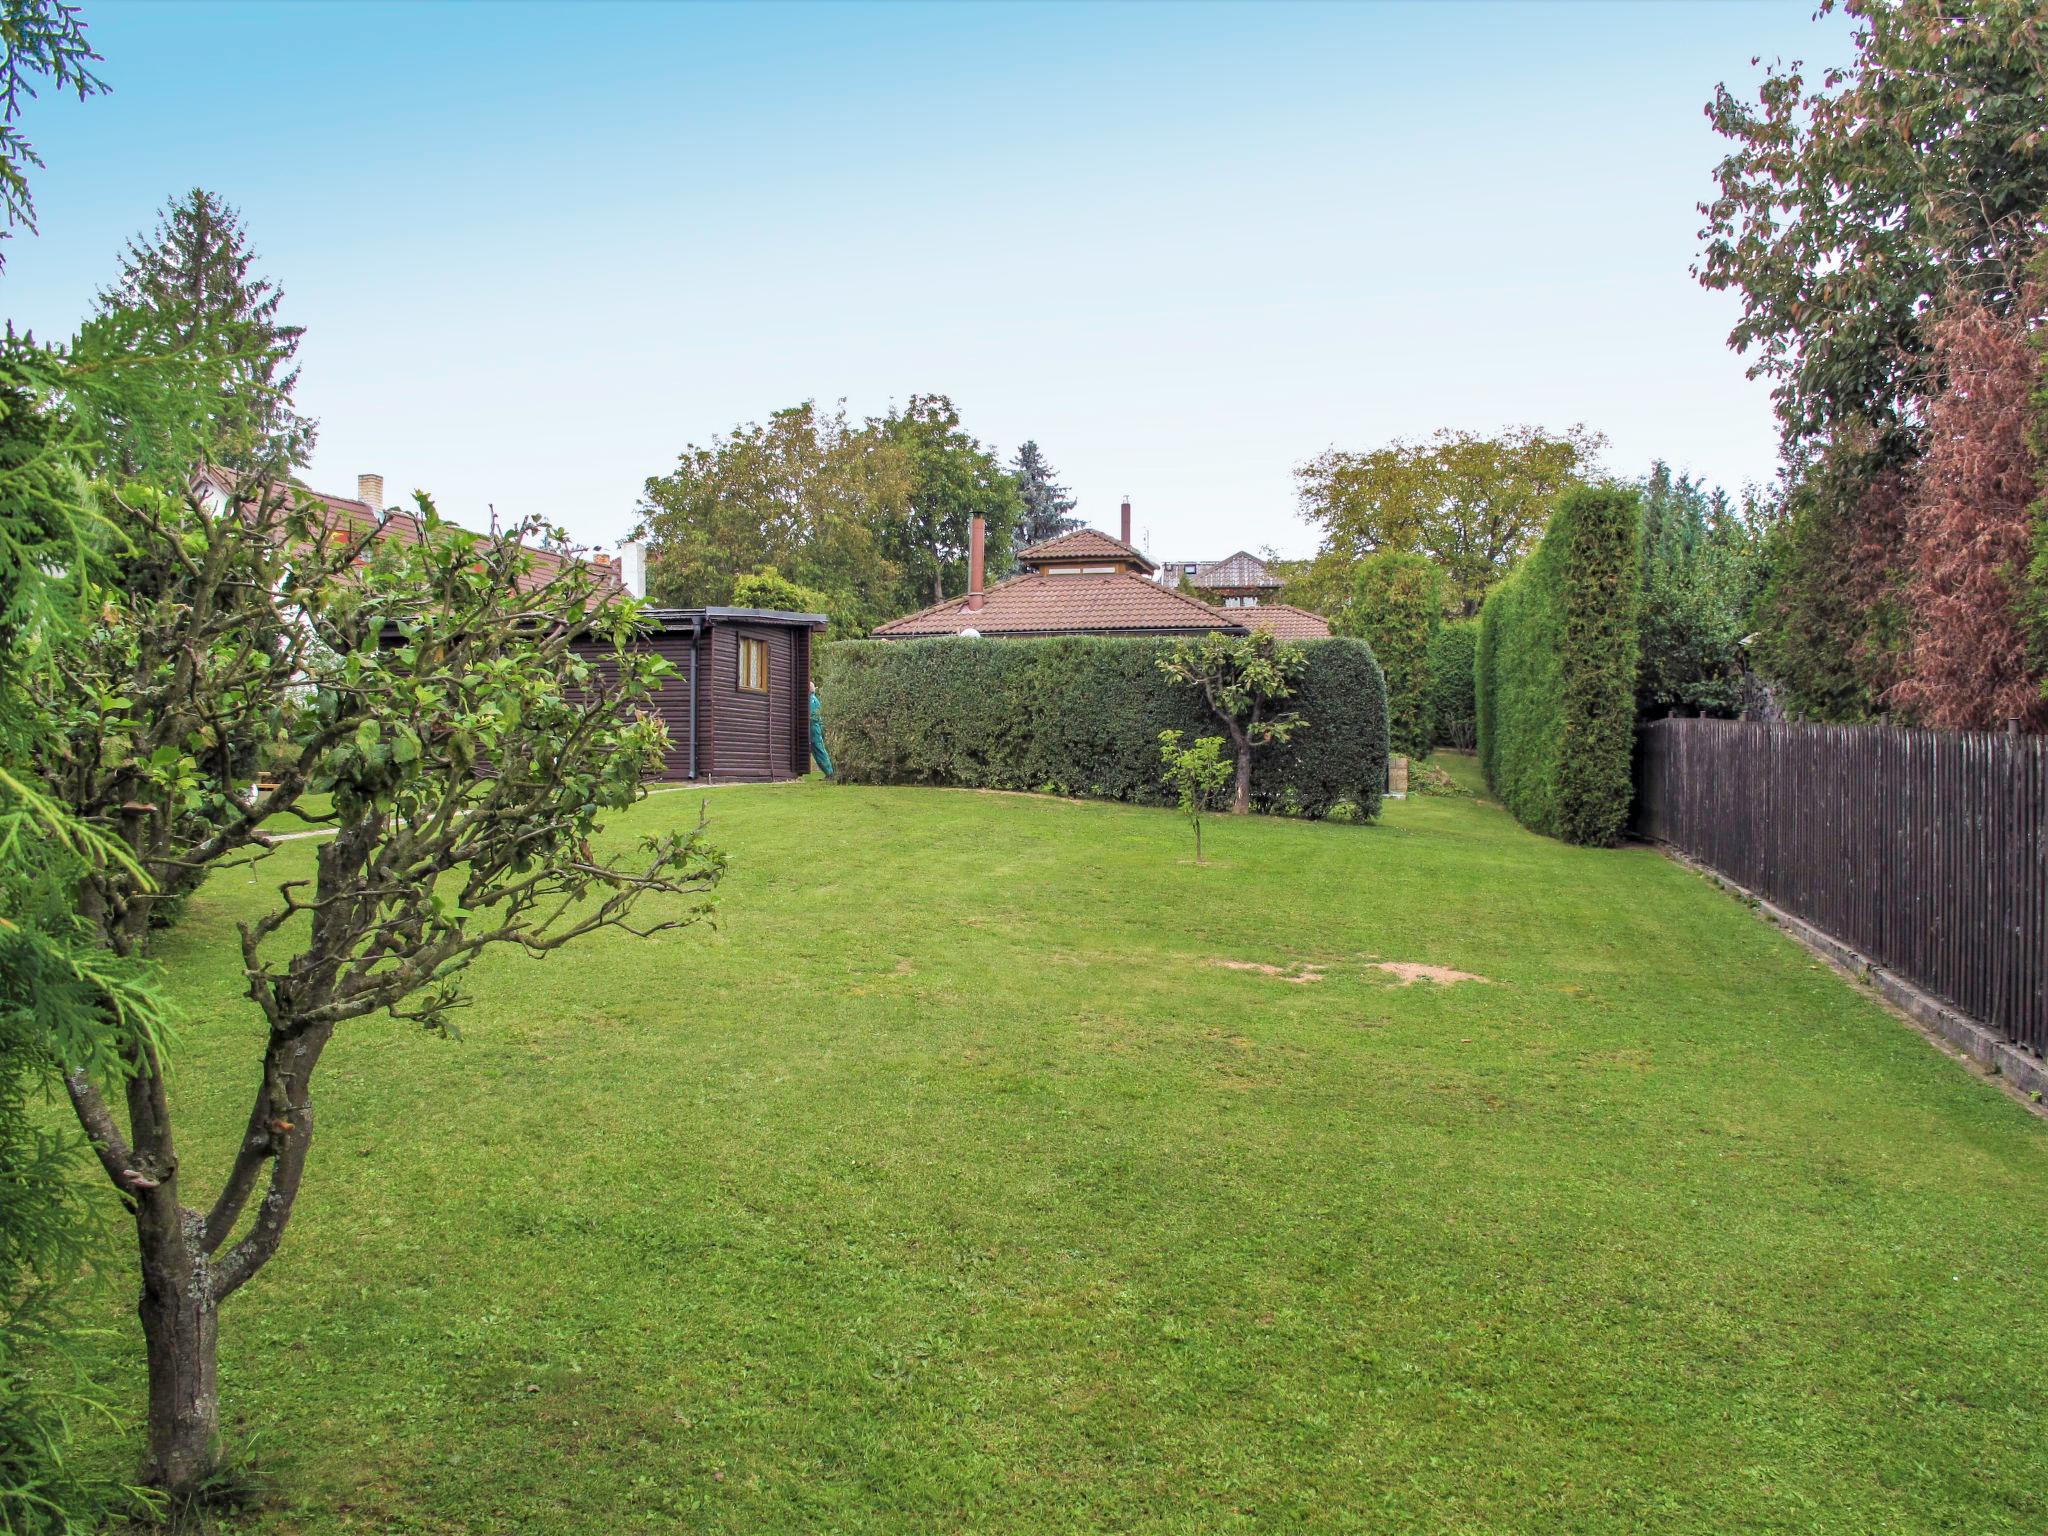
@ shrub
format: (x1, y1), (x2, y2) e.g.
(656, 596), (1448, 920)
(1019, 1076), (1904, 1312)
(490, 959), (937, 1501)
(730, 567), (841, 637)
(1157, 731), (1232, 862)
(1424, 619), (1478, 750)
(1635, 463), (1768, 721)
(1476, 485), (1643, 845)
(1332, 553), (1444, 756)
(820, 635), (1387, 821)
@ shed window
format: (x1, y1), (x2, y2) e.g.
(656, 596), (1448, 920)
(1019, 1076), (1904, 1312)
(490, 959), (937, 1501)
(738, 636), (769, 692)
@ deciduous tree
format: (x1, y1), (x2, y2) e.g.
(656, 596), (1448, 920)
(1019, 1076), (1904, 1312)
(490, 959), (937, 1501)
(1157, 730), (1231, 863)
(637, 401), (905, 635)
(731, 565), (839, 634)
(1295, 425), (1604, 617)
(1890, 292), (2048, 729)
(1158, 630), (1306, 815)
(1698, 0), (2048, 719)
(1697, 0), (2048, 445)
(1749, 445), (1912, 721)
(28, 468), (721, 1503)
(872, 394), (1022, 608)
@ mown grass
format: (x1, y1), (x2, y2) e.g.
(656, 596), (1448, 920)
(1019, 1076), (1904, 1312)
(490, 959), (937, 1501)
(65, 762), (2048, 1533)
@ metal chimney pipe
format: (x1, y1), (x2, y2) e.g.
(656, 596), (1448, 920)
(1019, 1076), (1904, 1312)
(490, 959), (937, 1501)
(967, 515), (986, 611)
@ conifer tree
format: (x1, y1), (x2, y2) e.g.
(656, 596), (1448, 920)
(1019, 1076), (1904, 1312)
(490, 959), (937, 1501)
(1011, 439), (1079, 549)
(89, 187), (314, 473)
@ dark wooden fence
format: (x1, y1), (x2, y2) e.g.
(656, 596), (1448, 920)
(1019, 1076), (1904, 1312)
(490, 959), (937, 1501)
(1633, 719), (2048, 1058)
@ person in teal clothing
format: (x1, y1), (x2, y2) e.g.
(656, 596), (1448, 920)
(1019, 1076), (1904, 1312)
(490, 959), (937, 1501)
(808, 680), (833, 777)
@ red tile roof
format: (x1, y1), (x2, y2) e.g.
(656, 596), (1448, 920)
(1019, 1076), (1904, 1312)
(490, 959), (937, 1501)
(872, 570), (1244, 638)
(1016, 527), (1156, 573)
(1233, 602), (1331, 640)
(283, 478), (620, 598)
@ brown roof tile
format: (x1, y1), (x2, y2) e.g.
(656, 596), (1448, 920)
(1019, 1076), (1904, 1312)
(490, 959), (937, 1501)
(199, 468), (620, 600)
(305, 485), (620, 598)
(1016, 527), (1156, 573)
(873, 570), (1242, 638)
(1233, 602), (1331, 640)
(1195, 551), (1283, 590)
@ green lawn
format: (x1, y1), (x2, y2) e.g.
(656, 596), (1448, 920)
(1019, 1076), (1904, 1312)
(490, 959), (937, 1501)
(68, 762), (2048, 1533)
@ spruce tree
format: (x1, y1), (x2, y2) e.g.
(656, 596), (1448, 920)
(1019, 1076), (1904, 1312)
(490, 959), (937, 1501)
(90, 187), (314, 474)
(1011, 439), (1079, 550)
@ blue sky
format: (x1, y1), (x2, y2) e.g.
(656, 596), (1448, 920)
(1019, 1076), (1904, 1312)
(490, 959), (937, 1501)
(7, 1), (1853, 559)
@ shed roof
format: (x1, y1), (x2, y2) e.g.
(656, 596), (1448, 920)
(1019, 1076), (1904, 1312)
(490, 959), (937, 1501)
(642, 607), (830, 632)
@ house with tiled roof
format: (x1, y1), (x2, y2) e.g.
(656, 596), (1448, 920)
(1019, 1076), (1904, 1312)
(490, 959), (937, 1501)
(199, 467), (630, 599)
(1150, 549), (1286, 607)
(1235, 602), (1331, 641)
(1193, 550), (1286, 606)
(872, 501), (1247, 641)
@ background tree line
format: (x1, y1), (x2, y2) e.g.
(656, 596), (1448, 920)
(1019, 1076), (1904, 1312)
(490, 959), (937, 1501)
(1279, 423), (1774, 758)
(634, 403), (1079, 637)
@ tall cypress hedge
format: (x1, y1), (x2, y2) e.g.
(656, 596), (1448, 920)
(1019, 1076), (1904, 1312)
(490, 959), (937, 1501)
(1476, 486), (1643, 845)
(1424, 619), (1478, 750)
(819, 635), (1388, 820)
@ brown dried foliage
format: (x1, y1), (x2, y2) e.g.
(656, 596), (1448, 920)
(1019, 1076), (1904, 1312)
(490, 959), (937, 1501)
(1890, 292), (2048, 730)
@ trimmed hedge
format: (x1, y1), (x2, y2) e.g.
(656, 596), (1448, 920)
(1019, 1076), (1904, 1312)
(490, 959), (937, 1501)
(1476, 485), (1642, 845)
(819, 634), (1388, 820)
(1425, 619), (1478, 750)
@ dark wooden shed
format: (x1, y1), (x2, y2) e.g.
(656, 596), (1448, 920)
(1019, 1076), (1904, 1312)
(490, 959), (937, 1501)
(573, 607), (826, 784)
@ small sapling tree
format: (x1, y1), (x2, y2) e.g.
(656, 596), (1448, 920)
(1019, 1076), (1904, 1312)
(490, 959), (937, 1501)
(30, 470), (721, 1501)
(1157, 730), (1231, 863)
(1157, 630), (1308, 814)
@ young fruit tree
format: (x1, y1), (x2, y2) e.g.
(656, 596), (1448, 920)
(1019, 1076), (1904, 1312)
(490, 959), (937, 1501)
(1157, 630), (1308, 815)
(1156, 730), (1232, 863)
(26, 470), (721, 1501)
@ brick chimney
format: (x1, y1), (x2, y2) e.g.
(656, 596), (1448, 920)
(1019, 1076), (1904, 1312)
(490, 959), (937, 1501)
(1121, 497), (1132, 547)
(357, 472), (384, 511)
(967, 515), (986, 611)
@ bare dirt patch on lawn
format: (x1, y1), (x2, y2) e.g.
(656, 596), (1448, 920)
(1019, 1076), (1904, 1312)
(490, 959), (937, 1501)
(1369, 961), (1489, 987)
(1212, 959), (1326, 985)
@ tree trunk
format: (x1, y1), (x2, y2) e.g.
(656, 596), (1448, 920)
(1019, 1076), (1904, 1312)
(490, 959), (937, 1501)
(138, 1237), (220, 1499)
(1230, 729), (1252, 815)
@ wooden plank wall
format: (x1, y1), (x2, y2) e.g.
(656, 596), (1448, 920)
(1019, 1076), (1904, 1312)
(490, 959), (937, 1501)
(569, 633), (697, 781)
(704, 624), (798, 781)
(1633, 719), (2048, 1057)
